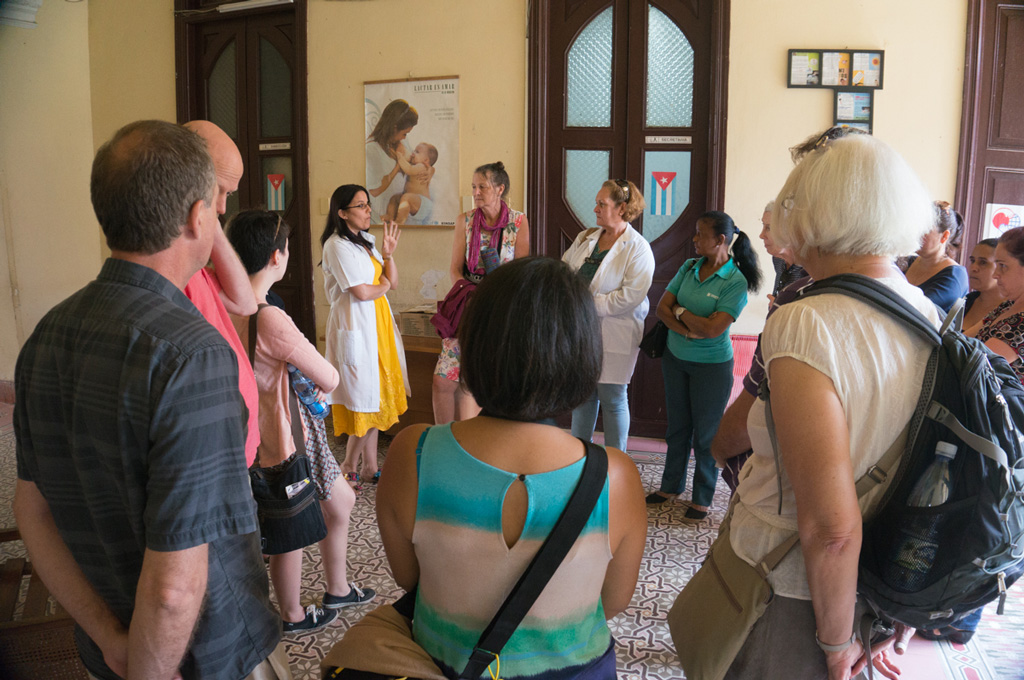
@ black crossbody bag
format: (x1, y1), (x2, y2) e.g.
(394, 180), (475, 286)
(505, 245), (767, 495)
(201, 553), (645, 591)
(246, 303), (328, 555)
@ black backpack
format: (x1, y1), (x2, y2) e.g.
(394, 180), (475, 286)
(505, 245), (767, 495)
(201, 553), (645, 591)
(789, 274), (1024, 631)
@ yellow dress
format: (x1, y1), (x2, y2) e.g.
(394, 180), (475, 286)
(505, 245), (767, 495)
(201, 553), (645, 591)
(331, 257), (408, 437)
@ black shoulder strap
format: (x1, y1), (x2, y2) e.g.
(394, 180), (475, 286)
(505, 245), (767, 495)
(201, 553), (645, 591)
(247, 303), (271, 369)
(799, 274), (941, 346)
(459, 441), (609, 680)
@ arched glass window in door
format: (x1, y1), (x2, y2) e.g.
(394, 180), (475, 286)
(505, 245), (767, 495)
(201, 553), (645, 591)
(564, 6), (613, 227)
(260, 37), (292, 138)
(646, 5), (694, 127)
(566, 6), (613, 128)
(208, 41), (237, 138)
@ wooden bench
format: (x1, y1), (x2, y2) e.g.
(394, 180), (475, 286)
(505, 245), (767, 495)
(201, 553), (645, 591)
(0, 527), (88, 679)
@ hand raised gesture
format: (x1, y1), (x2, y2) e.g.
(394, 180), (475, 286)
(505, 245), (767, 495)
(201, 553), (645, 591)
(381, 219), (401, 259)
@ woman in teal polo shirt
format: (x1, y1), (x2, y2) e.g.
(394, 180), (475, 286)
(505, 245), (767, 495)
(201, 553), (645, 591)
(648, 210), (761, 522)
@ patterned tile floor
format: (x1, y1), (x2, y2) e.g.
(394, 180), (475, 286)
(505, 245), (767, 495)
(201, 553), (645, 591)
(1, 407), (1022, 679)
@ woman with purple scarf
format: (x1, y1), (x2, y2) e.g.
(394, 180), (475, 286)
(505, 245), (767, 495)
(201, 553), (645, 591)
(432, 161), (530, 423)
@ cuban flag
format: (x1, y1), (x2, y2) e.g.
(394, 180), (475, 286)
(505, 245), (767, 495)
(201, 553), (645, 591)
(650, 172), (676, 216)
(267, 174), (285, 211)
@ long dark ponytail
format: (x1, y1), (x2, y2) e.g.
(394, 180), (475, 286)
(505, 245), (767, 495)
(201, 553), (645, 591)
(700, 210), (762, 292)
(319, 185), (374, 258)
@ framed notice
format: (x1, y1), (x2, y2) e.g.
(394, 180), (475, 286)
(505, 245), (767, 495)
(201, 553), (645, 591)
(834, 89), (874, 133)
(788, 50), (822, 87)
(821, 51), (851, 87)
(851, 51), (884, 88)
(364, 76), (459, 226)
(788, 48), (884, 90)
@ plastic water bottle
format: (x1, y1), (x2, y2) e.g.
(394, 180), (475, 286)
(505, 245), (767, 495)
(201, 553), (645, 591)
(287, 364), (329, 419)
(885, 441), (957, 592)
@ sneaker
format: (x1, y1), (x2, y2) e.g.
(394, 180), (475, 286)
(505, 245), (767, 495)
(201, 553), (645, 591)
(344, 472), (363, 491)
(282, 604), (338, 633)
(323, 583), (376, 609)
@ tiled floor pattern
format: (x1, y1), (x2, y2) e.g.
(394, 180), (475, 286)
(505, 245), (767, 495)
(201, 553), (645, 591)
(0, 414), (1021, 679)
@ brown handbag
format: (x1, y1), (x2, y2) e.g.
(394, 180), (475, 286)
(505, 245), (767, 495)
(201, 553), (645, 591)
(667, 501), (797, 680)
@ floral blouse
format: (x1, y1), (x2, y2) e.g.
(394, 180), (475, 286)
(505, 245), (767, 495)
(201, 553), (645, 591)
(977, 299), (1024, 383)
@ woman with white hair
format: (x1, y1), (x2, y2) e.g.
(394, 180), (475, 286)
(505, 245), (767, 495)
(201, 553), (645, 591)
(677, 130), (937, 680)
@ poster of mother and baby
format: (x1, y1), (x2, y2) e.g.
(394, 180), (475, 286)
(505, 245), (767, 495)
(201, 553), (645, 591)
(364, 76), (460, 227)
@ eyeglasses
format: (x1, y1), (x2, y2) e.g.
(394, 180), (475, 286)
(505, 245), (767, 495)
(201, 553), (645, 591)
(614, 179), (631, 199)
(345, 202), (371, 211)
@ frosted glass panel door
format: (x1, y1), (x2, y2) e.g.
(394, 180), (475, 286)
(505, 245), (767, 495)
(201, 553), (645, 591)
(532, 0), (724, 438)
(567, 6), (614, 127)
(208, 41), (237, 139)
(565, 149), (611, 228)
(260, 37), (292, 138)
(646, 5), (694, 127)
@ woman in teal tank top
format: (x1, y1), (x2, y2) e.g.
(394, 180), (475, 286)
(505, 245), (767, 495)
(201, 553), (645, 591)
(378, 257), (648, 680)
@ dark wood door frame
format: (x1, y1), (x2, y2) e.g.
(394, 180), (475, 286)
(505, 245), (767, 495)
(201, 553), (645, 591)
(527, 0), (730, 438)
(954, 0), (1024, 259)
(526, 0), (731, 252)
(174, 0), (315, 343)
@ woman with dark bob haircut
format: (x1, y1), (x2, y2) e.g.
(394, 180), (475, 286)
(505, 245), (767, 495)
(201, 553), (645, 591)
(377, 257), (647, 680)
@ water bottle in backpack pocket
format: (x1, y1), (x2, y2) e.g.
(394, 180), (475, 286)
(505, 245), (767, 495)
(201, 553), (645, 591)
(883, 442), (957, 592)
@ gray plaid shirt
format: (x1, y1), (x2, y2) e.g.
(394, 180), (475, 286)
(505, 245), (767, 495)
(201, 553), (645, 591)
(15, 258), (279, 679)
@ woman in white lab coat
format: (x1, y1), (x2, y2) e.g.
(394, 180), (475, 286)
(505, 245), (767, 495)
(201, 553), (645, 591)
(321, 184), (409, 488)
(561, 179), (654, 452)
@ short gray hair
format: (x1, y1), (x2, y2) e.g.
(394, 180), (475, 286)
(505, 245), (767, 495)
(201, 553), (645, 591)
(770, 134), (932, 259)
(91, 120), (216, 255)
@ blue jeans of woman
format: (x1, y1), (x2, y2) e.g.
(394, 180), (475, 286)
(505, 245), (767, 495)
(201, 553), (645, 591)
(571, 383), (629, 452)
(660, 350), (733, 506)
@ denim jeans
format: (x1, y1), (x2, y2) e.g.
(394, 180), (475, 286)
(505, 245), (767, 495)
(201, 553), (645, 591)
(571, 383), (630, 452)
(660, 350), (733, 506)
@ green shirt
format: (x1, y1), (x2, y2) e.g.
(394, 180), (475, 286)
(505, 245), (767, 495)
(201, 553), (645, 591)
(576, 242), (610, 285)
(665, 257), (749, 363)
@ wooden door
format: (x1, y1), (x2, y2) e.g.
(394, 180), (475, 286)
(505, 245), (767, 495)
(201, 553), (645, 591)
(176, 2), (315, 342)
(529, 0), (729, 438)
(956, 1), (1024, 252)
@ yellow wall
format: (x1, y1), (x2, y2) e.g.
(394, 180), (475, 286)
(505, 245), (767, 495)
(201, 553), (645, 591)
(0, 0), (968, 377)
(88, 1), (177, 149)
(725, 0), (968, 332)
(306, 0), (529, 341)
(0, 0), (102, 379)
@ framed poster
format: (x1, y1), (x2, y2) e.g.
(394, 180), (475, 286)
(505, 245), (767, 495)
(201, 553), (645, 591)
(852, 51), (884, 88)
(834, 89), (873, 133)
(788, 48), (884, 90)
(364, 76), (459, 226)
(788, 50), (822, 87)
(821, 51), (851, 87)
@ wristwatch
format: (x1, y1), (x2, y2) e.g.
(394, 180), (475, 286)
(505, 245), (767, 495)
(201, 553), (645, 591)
(815, 630), (857, 653)
(673, 306), (686, 320)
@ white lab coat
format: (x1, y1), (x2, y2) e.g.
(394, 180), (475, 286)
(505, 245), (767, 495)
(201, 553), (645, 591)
(322, 233), (410, 412)
(562, 225), (655, 384)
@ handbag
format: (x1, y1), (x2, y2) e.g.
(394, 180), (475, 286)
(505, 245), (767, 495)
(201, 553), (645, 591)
(246, 304), (328, 555)
(639, 320), (668, 359)
(669, 385), (910, 680)
(322, 440), (609, 680)
(667, 500), (797, 680)
(640, 260), (698, 360)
